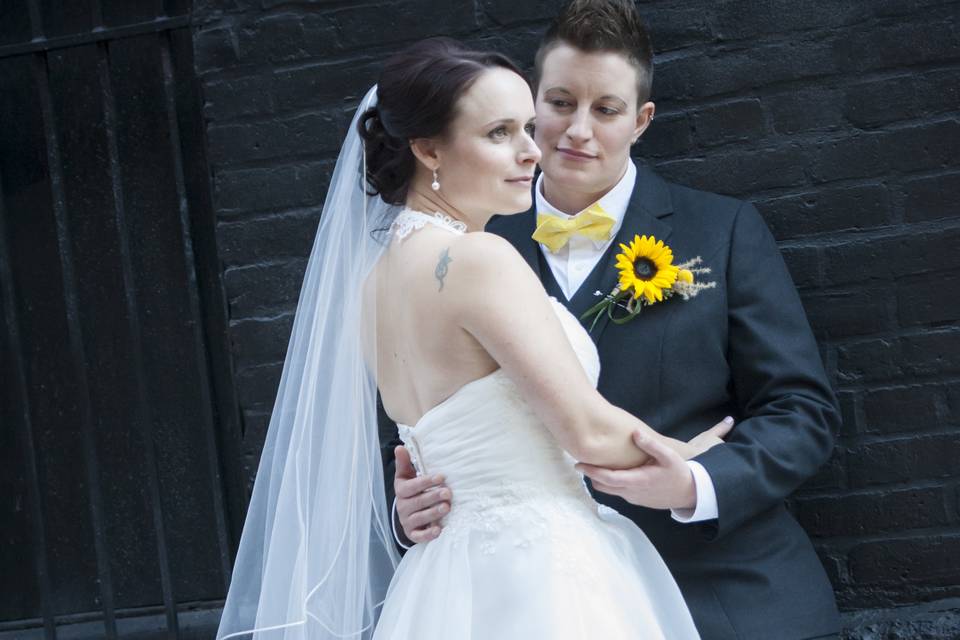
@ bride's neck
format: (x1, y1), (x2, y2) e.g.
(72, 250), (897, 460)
(405, 187), (490, 232)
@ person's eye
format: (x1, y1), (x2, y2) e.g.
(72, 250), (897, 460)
(550, 99), (571, 108)
(597, 106), (620, 116)
(524, 122), (536, 136)
(487, 126), (509, 139)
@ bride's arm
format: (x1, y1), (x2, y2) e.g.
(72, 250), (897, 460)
(445, 232), (657, 470)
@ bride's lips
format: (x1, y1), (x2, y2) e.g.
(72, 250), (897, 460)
(557, 147), (598, 161)
(505, 175), (534, 185)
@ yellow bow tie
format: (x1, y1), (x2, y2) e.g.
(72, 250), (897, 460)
(532, 203), (616, 253)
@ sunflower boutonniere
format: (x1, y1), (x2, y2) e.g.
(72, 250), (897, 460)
(580, 234), (716, 332)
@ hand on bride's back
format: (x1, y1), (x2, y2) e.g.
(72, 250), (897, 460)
(394, 446), (450, 544)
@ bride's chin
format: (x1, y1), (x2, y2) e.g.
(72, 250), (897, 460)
(501, 197), (533, 215)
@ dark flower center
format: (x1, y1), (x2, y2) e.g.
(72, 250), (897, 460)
(633, 257), (656, 281)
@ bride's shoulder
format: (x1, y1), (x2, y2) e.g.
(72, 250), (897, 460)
(449, 232), (533, 280)
(442, 231), (544, 308)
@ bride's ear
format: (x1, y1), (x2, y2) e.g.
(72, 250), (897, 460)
(409, 137), (440, 171)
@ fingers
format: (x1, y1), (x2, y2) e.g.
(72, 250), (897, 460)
(394, 446), (417, 480)
(406, 524), (442, 544)
(395, 471), (445, 499)
(575, 463), (644, 488)
(631, 430), (684, 466)
(704, 416), (735, 439)
(589, 479), (626, 496)
(402, 486), (451, 516)
(403, 500), (449, 531)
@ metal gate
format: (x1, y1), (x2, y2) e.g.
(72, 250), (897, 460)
(1, 2), (244, 637)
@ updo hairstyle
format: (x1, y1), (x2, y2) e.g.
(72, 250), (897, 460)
(358, 37), (524, 206)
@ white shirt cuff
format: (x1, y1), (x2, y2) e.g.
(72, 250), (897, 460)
(391, 497), (413, 550)
(670, 460), (719, 523)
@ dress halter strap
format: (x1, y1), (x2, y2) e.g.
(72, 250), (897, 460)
(391, 208), (468, 241)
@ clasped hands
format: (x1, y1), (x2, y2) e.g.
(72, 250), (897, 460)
(394, 418), (734, 545)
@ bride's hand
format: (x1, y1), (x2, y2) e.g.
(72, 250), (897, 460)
(660, 417), (735, 459)
(658, 417), (734, 460)
(575, 418), (734, 511)
(685, 416), (735, 458)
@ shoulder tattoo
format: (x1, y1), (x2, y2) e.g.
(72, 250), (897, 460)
(435, 247), (452, 292)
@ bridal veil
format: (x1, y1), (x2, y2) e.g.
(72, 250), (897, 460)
(216, 85), (401, 640)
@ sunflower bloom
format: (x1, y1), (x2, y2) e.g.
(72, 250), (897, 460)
(615, 235), (680, 303)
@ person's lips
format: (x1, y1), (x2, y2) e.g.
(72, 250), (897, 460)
(557, 147), (598, 160)
(505, 175), (534, 184)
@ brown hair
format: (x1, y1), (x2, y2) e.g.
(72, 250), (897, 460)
(358, 37), (524, 206)
(533, 0), (654, 104)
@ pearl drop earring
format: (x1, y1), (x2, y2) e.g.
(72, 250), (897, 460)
(431, 169), (440, 191)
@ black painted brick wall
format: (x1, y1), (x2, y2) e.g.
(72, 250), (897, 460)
(191, 0), (960, 636)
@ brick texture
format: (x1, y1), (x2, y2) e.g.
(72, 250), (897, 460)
(192, 1), (960, 636)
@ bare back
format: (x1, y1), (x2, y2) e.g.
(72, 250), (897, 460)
(371, 221), (498, 427)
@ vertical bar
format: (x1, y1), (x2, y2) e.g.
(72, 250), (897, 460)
(159, 29), (234, 589)
(162, 0), (177, 17)
(0, 178), (57, 640)
(26, 0), (43, 40)
(91, 0), (104, 30)
(31, 51), (117, 639)
(96, 39), (179, 638)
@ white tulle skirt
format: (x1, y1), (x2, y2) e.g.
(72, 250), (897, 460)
(372, 498), (701, 639)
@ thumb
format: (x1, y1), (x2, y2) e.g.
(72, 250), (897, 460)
(705, 416), (735, 440)
(394, 445), (416, 479)
(632, 430), (680, 465)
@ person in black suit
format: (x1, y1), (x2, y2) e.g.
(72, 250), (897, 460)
(384, 1), (841, 638)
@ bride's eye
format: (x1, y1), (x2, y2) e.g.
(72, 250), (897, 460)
(524, 122), (536, 136)
(487, 126), (509, 140)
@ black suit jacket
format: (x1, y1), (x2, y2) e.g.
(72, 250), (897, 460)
(381, 164), (842, 640)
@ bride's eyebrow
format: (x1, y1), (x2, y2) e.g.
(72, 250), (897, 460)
(482, 118), (516, 128)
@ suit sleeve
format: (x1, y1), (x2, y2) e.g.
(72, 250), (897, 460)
(691, 201), (840, 540)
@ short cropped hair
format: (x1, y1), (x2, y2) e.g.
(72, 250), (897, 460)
(533, 0), (654, 104)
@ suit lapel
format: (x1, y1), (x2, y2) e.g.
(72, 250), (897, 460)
(587, 164), (675, 344)
(489, 166), (676, 344)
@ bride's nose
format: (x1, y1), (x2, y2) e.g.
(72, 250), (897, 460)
(518, 137), (541, 164)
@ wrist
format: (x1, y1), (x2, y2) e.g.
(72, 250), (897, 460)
(391, 498), (414, 549)
(679, 468), (697, 510)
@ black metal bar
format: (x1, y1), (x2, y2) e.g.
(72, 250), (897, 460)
(95, 39), (180, 638)
(158, 30), (235, 589)
(0, 178), (57, 640)
(91, 0), (104, 31)
(26, 0), (43, 40)
(32, 51), (118, 639)
(0, 15), (190, 60)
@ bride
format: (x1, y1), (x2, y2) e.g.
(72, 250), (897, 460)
(217, 38), (723, 640)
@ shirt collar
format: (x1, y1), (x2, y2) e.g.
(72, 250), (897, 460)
(534, 160), (637, 250)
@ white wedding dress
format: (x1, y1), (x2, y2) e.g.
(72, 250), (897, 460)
(373, 210), (700, 640)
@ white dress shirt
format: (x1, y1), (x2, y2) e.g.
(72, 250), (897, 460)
(535, 160), (719, 524)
